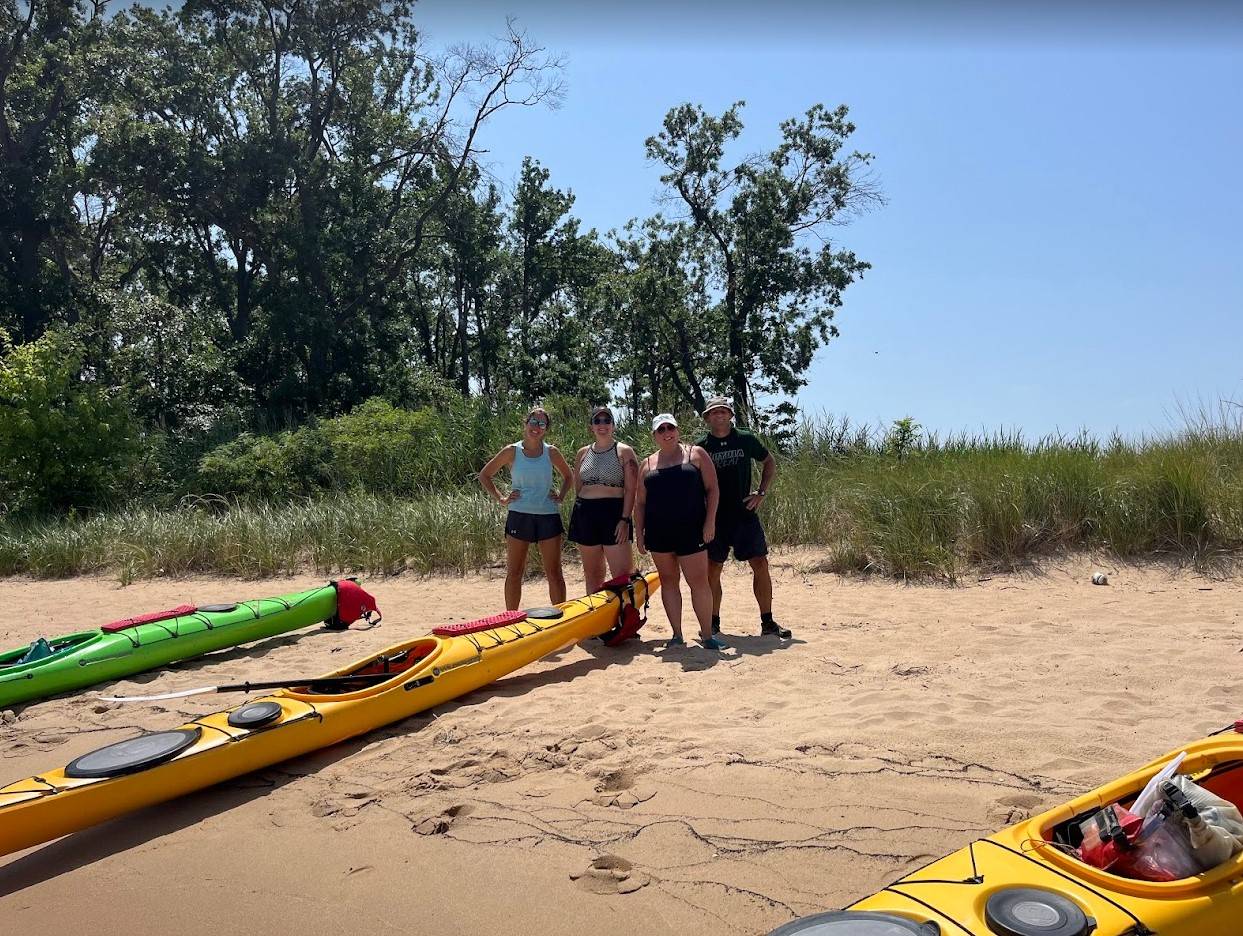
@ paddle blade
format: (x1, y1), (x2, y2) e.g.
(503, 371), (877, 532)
(99, 685), (219, 703)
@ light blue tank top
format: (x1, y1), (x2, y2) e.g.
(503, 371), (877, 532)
(509, 442), (558, 515)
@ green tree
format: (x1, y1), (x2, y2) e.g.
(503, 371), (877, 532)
(491, 158), (610, 403)
(98, 3), (562, 419)
(0, 0), (113, 340)
(0, 327), (139, 513)
(645, 101), (881, 420)
(606, 216), (716, 415)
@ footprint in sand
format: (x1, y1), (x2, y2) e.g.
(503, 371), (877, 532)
(413, 802), (475, 835)
(596, 768), (635, 793)
(989, 792), (1046, 824)
(592, 768), (656, 808)
(570, 854), (650, 894)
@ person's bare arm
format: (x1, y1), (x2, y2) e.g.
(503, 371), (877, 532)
(548, 445), (573, 504)
(744, 454), (777, 511)
(572, 446), (588, 495)
(633, 457), (649, 554)
(478, 446), (519, 505)
(693, 446), (720, 544)
(617, 443), (639, 545)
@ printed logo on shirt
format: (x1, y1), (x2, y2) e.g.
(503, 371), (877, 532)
(710, 447), (747, 468)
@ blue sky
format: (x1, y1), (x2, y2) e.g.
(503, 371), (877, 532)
(414, 1), (1243, 440)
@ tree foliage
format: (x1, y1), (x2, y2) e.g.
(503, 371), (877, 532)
(0, 2), (880, 515)
(645, 101), (881, 420)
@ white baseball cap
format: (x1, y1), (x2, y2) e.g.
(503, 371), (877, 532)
(651, 413), (678, 431)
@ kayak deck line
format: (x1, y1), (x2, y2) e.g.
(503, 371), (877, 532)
(82, 593), (293, 649)
(0, 588), (321, 672)
(0, 581), (378, 709)
(0, 572), (659, 856)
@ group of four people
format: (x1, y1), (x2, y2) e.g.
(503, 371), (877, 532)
(478, 398), (792, 650)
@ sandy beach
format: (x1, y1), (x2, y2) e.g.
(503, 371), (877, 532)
(1, 554), (1240, 935)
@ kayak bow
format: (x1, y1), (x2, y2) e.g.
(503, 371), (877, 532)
(0, 580), (377, 709)
(0, 572), (657, 857)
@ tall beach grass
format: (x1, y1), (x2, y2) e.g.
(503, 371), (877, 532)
(3, 409), (1243, 582)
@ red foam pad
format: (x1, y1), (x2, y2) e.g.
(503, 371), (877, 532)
(101, 604), (197, 633)
(432, 610), (527, 637)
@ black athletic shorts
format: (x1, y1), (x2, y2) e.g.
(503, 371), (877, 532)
(505, 510), (564, 543)
(645, 526), (706, 557)
(707, 510), (768, 563)
(568, 497), (631, 547)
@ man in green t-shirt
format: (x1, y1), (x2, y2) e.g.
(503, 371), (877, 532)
(695, 396), (791, 640)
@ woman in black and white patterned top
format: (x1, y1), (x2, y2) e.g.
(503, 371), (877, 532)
(569, 405), (638, 594)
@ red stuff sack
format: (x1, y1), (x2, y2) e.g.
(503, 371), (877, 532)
(1077, 804), (1143, 871)
(1112, 814), (1202, 881)
(331, 579), (380, 629)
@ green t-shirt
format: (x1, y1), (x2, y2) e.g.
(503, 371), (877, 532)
(695, 427), (769, 519)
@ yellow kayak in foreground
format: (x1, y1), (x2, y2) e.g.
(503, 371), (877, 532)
(770, 729), (1243, 935)
(0, 573), (657, 857)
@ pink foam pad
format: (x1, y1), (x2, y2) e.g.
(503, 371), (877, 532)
(101, 604), (198, 633)
(432, 610), (527, 637)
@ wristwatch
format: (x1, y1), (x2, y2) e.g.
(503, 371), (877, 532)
(755, 490), (767, 497)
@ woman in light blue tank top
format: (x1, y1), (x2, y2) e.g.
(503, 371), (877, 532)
(479, 407), (574, 610)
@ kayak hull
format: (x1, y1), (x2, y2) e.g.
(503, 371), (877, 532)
(0, 574), (657, 857)
(833, 732), (1243, 935)
(0, 585), (345, 708)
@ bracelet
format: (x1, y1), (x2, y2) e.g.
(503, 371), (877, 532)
(756, 490), (767, 497)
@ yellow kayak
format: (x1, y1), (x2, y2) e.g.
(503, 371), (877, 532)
(0, 573), (657, 857)
(771, 729), (1243, 935)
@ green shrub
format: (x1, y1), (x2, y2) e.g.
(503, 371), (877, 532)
(193, 398), (507, 497)
(0, 329), (141, 515)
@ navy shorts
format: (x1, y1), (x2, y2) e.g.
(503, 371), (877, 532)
(707, 510), (768, 563)
(568, 497), (631, 547)
(505, 511), (564, 543)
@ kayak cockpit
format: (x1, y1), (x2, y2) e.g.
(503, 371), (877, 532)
(0, 632), (98, 673)
(285, 638), (442, 698)
(1036, 742), (1243, 891)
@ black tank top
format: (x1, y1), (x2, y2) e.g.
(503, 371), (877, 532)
(643, 446), (706, 531)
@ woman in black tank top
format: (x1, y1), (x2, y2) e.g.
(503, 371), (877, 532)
(635, 414), (725, 650)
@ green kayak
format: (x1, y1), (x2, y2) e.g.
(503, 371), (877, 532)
(0, 579), (379, 708)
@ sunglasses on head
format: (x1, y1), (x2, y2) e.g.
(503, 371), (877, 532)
(655, 424), (677, 434)
(526, 417), (548, 428)
(591, 415), (613, 425)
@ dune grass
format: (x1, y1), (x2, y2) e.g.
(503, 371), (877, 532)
(3, 412), (1242, 582)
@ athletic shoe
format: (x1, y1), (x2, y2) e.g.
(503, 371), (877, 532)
(761, 620), (792, 639)
(701, 636), (728, 651)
